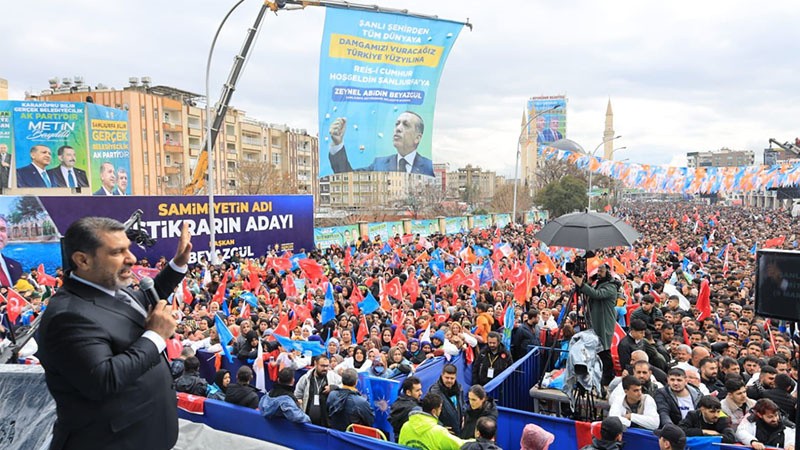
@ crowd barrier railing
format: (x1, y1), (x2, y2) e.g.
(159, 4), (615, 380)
(484, 347), (539, 412)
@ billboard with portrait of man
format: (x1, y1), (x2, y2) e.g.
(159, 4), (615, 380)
(0, 108), (13, 190)
(8, 101), (89, 190)
(527, 96), (567, 145)
(87, 104), (131, 196)
(317, 8), (464, 178)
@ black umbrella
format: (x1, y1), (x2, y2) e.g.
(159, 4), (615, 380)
(534, 211), (640, 250)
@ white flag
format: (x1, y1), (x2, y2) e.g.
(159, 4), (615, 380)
(254, 338), (266, 393)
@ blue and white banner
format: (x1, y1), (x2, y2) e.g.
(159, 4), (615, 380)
(318, 8), (463, 177)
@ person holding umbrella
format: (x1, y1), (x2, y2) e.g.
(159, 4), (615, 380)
(571, 262), (620, 389)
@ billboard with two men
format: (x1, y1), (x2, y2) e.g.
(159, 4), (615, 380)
(0, 100), (130, 195)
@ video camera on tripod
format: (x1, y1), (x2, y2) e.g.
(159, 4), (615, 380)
(564, 250), (595, 277)
(123, 209), (156, 249)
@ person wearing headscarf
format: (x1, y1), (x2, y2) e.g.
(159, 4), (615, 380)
(206, 369), (230, 401)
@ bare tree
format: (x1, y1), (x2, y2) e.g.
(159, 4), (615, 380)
(488, 183), (533, 215)
(236, 161), (297, 195)
(533, 158), (587, 193)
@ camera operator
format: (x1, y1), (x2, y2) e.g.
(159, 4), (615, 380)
(572, 262), (621, 388)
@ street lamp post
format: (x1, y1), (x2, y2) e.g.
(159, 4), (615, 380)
(512, 106), (558, 224)
(587, 135), (621, 210)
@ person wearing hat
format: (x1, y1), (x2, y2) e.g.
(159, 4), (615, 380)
(572, 262), (621, 387)
(678, 394), (736, 443)
(579, 417), (624, 450)
(655, 424), (687, 450)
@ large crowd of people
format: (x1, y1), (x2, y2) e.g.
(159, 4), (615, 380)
(2, 199), (800, 450)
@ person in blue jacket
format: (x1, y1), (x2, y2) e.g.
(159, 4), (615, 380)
(259, 367), (310, 423)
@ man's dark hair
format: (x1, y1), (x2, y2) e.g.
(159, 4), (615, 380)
(57, 145), (73, 157)
(699, 357), (717, 369)
(725, 378), (745, 393)
(313, 355), (329, 366)
(761, 365), (778, 376)
(630, 319), (647, 332)
(768, 356), (787, 368)
(622, 375), (642, 391)
(237, 366), (253, 383)
(401, 376), (421, 396)
(698, 395), (721, 410)
(753, 398), (780, 415)
(775, 373), (795, 392)
(442, 363), (458, 375)
(63, 217), (126, 270)
(420, 393), (442, 413)
(278, 367), (295, 384)
(743, 355), (761, 366)
(184, 356), (200, 373)
(476, 302), (488, 313)
(475, 417), (497, 440)
(526, 309), (539, 321)
(341, 368), (358, 387)
(633, 360), (651, 371)
(668, 367), (686, 378)
(720, 357), (739, 370)
(487, 331), (502, 342)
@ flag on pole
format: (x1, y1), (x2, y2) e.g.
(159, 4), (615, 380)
(213, 314), (235, 363)
(254, 333), (266, 392)
(321, 282), (336, 324)
(501, 303), (515, 349)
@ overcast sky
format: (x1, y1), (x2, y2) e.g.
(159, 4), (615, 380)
(3, 0), (799, 177)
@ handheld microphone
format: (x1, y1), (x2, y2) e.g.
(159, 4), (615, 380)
(139, 277), (163, 308)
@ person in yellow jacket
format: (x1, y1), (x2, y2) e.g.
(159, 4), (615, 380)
(399, 393), (467, 450)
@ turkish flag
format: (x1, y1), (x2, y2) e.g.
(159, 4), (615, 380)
(283, 274), (298, 297)
(3, 289), (29, 324)
(507, 262), (528, 285)
(356, 314), (369, 344)
(176, 392), (206, 415)
(298, 259), (324, 282)
(248, 265), (260, 293)
(212, 279), (226, 304)
(131, 265), (160, 281)
(343, 247), (352, 273)
(391, 314), (407, 346)
(385, 277), (403, 300)
(609, 322), (626, 375)
(764, 236), (786, 248)
(463, 274), (480, 291)
(349, 286), (362, 316)
(292, 302), (311, 324)
(267, 257), (292, 273)
(273, 309), (297, 338)
(37, 264), (57, 287)
(402, 274), (420, 303)
(695, 278), (711, 321)
(513, 273), (530, 305)
(667, 239), (681, 253)
(182, 279), (194, 305)
(379, 279), (392, 311)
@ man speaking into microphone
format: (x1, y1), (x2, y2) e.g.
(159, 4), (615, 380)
(36, 217), (192, 450)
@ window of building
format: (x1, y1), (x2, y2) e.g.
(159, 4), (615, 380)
(143, 151), (149, 165)
(227, 142), (236, 153)
(142, 129), (147, 141)
(271, 135), (281, 148)
(272, 153), (281, 165)
(165, 154), (172, 165)
(141, 106), (146, 118)
(226, 124), (235, 135)
(154, 108), (159, 121)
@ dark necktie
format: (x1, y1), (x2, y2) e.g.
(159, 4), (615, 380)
(68, 170), (76, 188)
(399, 158), (409, 173)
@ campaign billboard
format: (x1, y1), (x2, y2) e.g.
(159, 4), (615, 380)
(9, 101), (89, 189)
(410, 219), (439, 237)
(87, 104), (131, 195)
(527, 96), (567, 145)
(367, 220), (403, 242)
(314, 224), (359, 249)
(444, 216), (467, 235)
(472, 214), (491, 230)
(318, 8), (463, 178)
(0, 108), (12, 189)
(494, 213), (511, 228)
(36, 195), (314, 266)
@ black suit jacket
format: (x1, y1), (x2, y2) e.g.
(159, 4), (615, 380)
(36, 266), (185, 450)
(47, 166), (90, 188)
(16, 164), (51, 188)
(1, 255), (22, 287)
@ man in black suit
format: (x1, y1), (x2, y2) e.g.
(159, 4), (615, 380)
(36, 217), (193, 450)
(16, 144), (54, 188)
(0, 215), (22, 287)
(0, 143), (11, 189)
(328, 111), (434, 176)
(48, 145), (90, 188)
